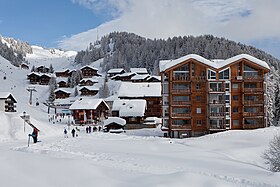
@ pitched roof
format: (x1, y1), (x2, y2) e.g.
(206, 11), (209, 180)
(54, 88), (72, 94)
(130, 68), (148, 74)
(79, 78), (99, 83)
(118, 82), (161, 98)
(80, 65), (98, 71)
(0, 92), (17, 102)
(112, 99), (146, 117)
(131, 74), (150, 81)
(108, 68), (125, 74)
(69, 98), (109, 110)
(104, 117), (126, 126)
(79, 86), (99, 91)
(159, 54), (270, 72)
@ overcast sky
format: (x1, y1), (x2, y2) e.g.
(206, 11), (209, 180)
(1, 0), (280, 58)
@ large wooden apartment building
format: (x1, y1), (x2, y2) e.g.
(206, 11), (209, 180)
(159, 54), (270, 138)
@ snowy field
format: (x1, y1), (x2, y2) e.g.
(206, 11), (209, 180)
(0, 47), (280, 186)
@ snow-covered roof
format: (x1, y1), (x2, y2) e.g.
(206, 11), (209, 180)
(108, 68), (125, 74)
(0, 92), (17, 102)
(54, 88), (72, 94)
(131, 74), (150, 80)
(118, 82), (161, 98)
(130, 68), (148, 74)
(159, 54), (270, 72)
(56, 77), (68, 83)
(80, 78), (99, 83)
(80, 65), (98, 71)
(55, 68), (69, 73)
(79, 86), (99, 91)
(104, 117), (126, 126)
(147, 75), (161, 81)
(69, 98), (109, 110)
(112, 99), (146, 117)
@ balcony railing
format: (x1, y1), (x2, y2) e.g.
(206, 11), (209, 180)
(172, 113), (192, 117)
(172, 101), (191, 106)
(172, 89), (191, 94)
(243, 123), (265, 129)
(243, 112), (264, 117)
(209, 124), (226, 130)
(209, 112), (225, 117)
(209, 88), (224, 92)
(171, 124), (192, 130)
(192, 76), (206, 82)
(209, 100), (224, 104)
(243, 100), (264, 105)
(172, 76), (190, 81)
(244, 76), (264, 81)
(243, 88), (264, 93)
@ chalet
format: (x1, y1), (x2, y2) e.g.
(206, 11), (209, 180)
(69, 69), (77, 77)
(131, 74), (150, 82)
(118, 82), (162, 117)
(54, 88), (72, 99)
(36, 65), (49, 73)
(27, 72), (40, 84)
(55, 69), (70, 77)
(130, 68), (148, 75)
(0, 92), (17, 112)
(69, 98), (109, 124)
(39, 74), (52, 85)
(103, 117), (126, 132)
(111, 72), (136, 81)
(79, 78), (98, 86)
(57, 78), (68, 88)
(80, 65), (100, 78)
(20, 63), (29, 70)
(159, 54), (270, 138)
(107, 68), (126, 77)
(79, 86), (99, 96)
(112, 99), (146, 129)
(147, 76), (161, 82)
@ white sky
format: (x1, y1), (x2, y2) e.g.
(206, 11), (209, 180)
(60, 0), (280, 58)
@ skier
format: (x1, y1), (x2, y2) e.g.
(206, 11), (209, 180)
(71, 128), (76, 138)
(64, 128), (68, 138)
(29, 128), (38, 143)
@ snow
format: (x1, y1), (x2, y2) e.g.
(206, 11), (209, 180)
(118, 82), (161, 98)
(112, 99), (146, 117)
(0, 45), (279, 187)
(159, 54), (270, 72)
(104, 117), (126, 126)
(69, 98), (108, 110)
(131, 74), (150, 80)
(0, 92), (16, 100)
(130, 68), (148, 74)
(79, 85), (99, 91)
(107, 68), (125, 74)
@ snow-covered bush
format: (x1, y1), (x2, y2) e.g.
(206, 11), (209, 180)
(263, 134), (280, 172)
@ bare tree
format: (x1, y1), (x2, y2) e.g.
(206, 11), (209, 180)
(263, 134), (280, 172)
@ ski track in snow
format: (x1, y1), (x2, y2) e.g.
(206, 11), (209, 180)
(12, 134), (280, 187)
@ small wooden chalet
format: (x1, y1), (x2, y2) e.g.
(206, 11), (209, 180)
(20, 63), (29, 70)
(79, 78), (98, 86)
(39, 74), (52, 85)
(107, 68), (126, 77)
(112, 99), (147, 129)
(131, 74), (150, 82)
(57, 78), (68, 88)
(0, 92), (17, 112)
(55, 69), (70, 77)
(36, 65), (49, 73)
(103, 117), (126, 132)
(27, 72), (40, 84)
(79, 86), (99, 96)
(80, 65), (100, 78)
(69, 98), (109, 124)
(54, 88), (72, 99)
(118, 82), (162, 117)
(111, 72), (136, 81)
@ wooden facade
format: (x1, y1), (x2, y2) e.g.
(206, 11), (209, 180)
(36, 65), (49, 73)
(0, 93), (17, 112)
(27, 73), (40, 84)
(55, 90), (71, 99)
(55, 69), (70, 77)
(39, 74), (51, 85)
(57, 80), (68, 88)
(79, 87), (98, 96)
(80, 66), (100, 78)
(161, 55), (269, 138)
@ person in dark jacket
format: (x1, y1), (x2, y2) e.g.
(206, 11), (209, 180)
(71, 128), (76, 137)
(30, 128), (38, 143)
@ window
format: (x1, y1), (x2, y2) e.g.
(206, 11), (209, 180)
(232, 84), (238, 89)
(196, 83), (201, 90)
(196, 108), (202, 114)
(208, 69), (216, 80)
(233, 95), (239, 101)
(197, 120), (202, 126)
(173, 107), (191, 114)
(225, 95), (230, 104)
(225, 83), (230, 91)
(196, 96), (202, 101)
(192, 63), (195, 76)
(173, 84), (190, 91)
(244, 107), (258, 113)
(226, 119), (230, 125)
(233, 120), (239, 126)
(233, 107), (238, 113)
(173, 96), (190, 102)
(130, 117), (137, 122)
(173, 119), (191, 126)
(244, 64), (258, 78)
(219, 68), (230, 80)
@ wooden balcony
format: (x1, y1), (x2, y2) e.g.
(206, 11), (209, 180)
(172, 113), (192, 118)
(170, 124), (192, 130)
(231, 76), (243, 81)
(208, 88), (225, 93)
(244, 76), (264, 82)
(172, 76), (190, 81)
(192, 76), (206, 82)
(243, 88), (264, 93)
(209, 113), (225, 117)
(172, 89), (191, 94)
(209, 124), (226, 130)
(243, 100), (264, 105)
(243, 123), (265, 129)
(172, 101), (191, 106)
(209, 100), (224, 105)
(243, 112), (264, 117)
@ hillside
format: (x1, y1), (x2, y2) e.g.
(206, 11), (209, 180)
(74, 32), (280, 74)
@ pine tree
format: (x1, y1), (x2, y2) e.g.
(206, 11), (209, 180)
(273, 83), (280, 126)
(74, 86), (79, 97)
(31, 65), (35, 72)
(49, 64), (54, 73)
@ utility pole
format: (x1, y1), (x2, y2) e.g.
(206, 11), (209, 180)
(26, 87), (37, 105)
